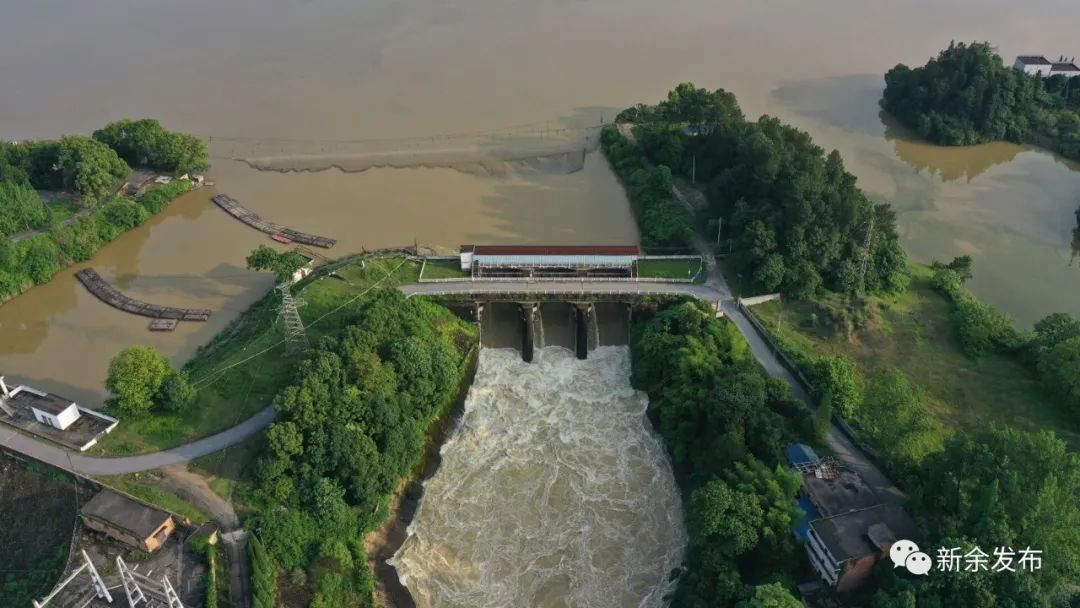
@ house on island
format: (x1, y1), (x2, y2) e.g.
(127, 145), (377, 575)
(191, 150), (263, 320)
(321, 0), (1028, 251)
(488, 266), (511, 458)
(785, 444), (918, 593)
(459, 245), (641, 278)
(80, 490), (179, 552)
(1014, 55), (1080, 78)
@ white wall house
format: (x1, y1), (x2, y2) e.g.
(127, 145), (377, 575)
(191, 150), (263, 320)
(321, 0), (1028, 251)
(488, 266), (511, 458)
(1014, 55), (1080, 78)
(0, 377), (82, 430)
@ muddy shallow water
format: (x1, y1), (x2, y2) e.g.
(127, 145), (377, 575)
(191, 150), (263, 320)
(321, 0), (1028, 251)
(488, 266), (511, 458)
(0, 0), (1078, 403)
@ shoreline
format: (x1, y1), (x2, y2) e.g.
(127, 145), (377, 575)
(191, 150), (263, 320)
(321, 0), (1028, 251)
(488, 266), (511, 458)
(364, 345), (480, 608)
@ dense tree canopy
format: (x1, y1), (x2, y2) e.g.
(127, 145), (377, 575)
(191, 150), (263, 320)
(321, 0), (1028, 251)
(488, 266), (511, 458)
(612, 84), (908, 297)
(56, 136), (131, 202)
(630, 298), (812, 606)
(882, 41), (1080, 160)
(93, 119), (209, 173)
(861, 427), (1080, 606)
(247, 290), (475, 607)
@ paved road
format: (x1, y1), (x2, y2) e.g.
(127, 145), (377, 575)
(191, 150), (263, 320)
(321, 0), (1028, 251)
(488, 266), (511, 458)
(0, 269), (903, 506)
(0, 406), (275, 475)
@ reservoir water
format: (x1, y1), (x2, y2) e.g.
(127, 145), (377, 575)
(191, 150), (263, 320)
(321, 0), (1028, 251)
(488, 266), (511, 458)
(392, 347), (685, 607)
(2, 0), (1080, 403)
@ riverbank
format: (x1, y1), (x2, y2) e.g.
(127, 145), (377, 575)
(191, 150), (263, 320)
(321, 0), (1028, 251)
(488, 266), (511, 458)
(0, 179), (193, 307)
(93, 254), (423, 455)
(365, 344), (479, 608)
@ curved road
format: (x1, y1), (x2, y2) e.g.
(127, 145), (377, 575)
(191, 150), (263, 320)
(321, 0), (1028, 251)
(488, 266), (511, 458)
(0, 269), (902, 505)
(0, 405), (275, 475)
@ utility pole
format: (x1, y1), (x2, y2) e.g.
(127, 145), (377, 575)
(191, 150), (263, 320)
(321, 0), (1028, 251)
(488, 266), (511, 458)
(858, 212), (876, 291)
(716, 216), (723, 247)
(691, 155), (696, 185)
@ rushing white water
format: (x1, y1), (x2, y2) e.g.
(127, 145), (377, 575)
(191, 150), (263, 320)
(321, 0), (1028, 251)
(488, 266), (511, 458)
(392, 346), (686, 608)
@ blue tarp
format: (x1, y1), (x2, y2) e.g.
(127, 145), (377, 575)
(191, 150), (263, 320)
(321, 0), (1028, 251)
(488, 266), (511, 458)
(793, 496), (820, 541)
(785, 443), (820, 467)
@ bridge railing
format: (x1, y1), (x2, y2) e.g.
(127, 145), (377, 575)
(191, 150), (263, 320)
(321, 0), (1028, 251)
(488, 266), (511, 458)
(417, 276), (699, 284)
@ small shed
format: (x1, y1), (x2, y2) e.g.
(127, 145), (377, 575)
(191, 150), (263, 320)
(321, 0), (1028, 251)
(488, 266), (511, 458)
(0, 377), (81, 430)
(80, 490), (177, 552)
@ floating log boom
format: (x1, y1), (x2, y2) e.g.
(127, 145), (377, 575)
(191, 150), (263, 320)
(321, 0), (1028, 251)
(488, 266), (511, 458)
(75, 269), (211, 322)
(211, 194), (336, 248)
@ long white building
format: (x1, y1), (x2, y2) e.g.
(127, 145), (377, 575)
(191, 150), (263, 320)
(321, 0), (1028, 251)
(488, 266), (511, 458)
(1014, 55), (1080, 78)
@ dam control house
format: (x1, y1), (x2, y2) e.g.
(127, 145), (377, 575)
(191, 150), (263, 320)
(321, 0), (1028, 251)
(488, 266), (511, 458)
(459, 245), (641, 278)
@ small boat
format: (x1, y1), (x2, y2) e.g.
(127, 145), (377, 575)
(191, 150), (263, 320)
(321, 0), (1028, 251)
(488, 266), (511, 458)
(271, 233), (293, 244)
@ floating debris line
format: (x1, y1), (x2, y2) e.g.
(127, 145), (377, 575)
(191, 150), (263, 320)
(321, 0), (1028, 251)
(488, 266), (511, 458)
(75, 269), (211, 322)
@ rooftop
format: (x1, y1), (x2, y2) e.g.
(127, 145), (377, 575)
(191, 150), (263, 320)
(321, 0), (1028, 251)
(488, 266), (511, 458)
(785, 443), (820, 467)
(467, 245), (641, 256)
(809, 504), (918, 563)
(81, 490), (173, 540)
(1017, 55), (1052, 65)
(9, 386), (75, 415)
(1052, 62), (1080, 72)
(802, 469), (879, 517)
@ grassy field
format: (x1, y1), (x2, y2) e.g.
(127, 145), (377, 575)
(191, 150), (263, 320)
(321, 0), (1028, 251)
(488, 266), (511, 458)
(94, 255), (423, 455)
(637, 258), (703, 281)
(750, 264), (1078, 448)
(98, 474), (211, 524)
(420, 258), (469, 280)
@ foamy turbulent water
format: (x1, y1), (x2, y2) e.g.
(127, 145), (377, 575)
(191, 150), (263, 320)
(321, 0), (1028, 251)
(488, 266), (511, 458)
(392, 347), (685, 608)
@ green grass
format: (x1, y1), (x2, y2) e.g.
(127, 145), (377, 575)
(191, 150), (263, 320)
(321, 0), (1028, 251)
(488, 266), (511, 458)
(637, 258), (703, 281)
(750, 264), (1079, 448)
(420, 258), (469, 280)
(99, 474), (211, 524)
(47, 199), (81, 224)
(189, 434), (264, 505)
(94, 255), (424, 456)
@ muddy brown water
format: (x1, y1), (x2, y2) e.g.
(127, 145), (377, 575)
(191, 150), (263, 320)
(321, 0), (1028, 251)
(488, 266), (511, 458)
(1, 0), (1079, 405)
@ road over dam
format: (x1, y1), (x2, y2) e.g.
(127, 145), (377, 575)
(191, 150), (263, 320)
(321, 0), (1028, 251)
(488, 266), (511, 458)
(0, 275), (902, 506)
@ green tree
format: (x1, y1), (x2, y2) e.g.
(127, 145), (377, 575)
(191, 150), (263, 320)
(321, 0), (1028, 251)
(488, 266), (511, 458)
(1038, 335), (1080, 416)
(156, 371), (195, 411)
(246, 245), (310, 283)
(813, 355), (861, 417)
(105, 345), (172, 415)
(17, 235), (59, 284)
(0, 182), (48, 236)
(736, 583), (802, 608)
(953, 295), (1018, 358)
(912, 427), (1080, 589)
(57, 136), (130, 203)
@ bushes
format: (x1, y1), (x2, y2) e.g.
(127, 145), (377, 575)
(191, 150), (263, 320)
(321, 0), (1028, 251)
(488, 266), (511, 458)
(0, 182), (48, 236)
(600, 125), (694, 249)
(249, 533), (278, 608)
(952, 295), (1020, 358)
(138, 178), (191, 214)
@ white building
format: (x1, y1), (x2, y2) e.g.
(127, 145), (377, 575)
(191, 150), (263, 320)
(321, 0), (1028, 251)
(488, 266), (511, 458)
(0, 376), (81, 430)
(459, 245), (641, 278)
(1014, 55), (1080, 78)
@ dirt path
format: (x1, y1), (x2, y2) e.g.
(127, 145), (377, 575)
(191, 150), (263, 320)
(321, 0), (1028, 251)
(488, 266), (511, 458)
(160, 465), (240, 529)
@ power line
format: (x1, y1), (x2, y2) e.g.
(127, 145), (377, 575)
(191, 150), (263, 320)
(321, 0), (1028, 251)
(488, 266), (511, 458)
(189, 257), (408, 388)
